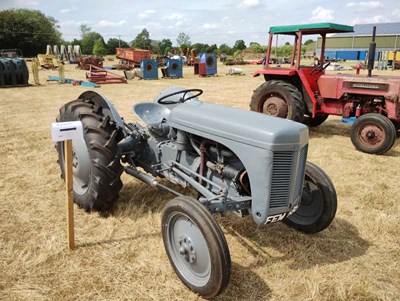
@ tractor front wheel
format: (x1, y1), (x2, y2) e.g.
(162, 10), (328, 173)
(350, 113), (396, 155)
(162, 196), (231, 298)
(284, 162), (337, 234)
(250, 80), (305, 122)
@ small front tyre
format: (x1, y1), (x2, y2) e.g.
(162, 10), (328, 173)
(284, 162), (337, 234)
(162, 196), (231, 298)
(350, 113), (396, 155)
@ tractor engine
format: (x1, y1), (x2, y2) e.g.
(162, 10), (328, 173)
(123, 128), (250, 204)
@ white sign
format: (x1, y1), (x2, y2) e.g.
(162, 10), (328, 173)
(51, 121), (83, 142)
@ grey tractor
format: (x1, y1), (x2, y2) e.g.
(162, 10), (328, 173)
(56, 87), (337, 298)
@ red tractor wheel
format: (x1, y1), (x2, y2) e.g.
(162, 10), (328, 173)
(350, 113), (397, 154)
(250, 80), (305, 122)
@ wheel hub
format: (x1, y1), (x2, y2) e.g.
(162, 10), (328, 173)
(359, 125), (384, 146)
(72, 150), (78, 169)
(263, 95), (288, 118)
(178, 236), (196, 264)
(68, 138), (91, 195)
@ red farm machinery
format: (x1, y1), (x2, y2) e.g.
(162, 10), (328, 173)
(116, 48), (151, 69)
(251, 23), (400, 155)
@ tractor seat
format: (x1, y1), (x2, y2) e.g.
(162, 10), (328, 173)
(133, 102), (171, 130)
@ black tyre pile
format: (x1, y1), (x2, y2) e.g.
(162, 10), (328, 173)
(0, 58), (29, 86)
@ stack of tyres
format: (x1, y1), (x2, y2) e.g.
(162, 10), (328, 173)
(0, 58), (29, 87)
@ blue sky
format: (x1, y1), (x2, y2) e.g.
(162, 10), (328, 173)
(1, 0), (399, 46)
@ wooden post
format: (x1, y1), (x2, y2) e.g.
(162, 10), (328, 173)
(52, 121), (83, 251)
(64, 140), (75, 250)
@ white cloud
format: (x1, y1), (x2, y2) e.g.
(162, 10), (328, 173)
(60, 6), (77, 14)
(59, 20), (85, 26)
(392, 9), (400, 16)
(133, 22), (162, 30)
(238, 0), (262, 8)
(222, 16), (230, 22)
(96, 20), (127, 28)
(138, 10), (156, 20)
(162, 13), (185, 20)
(202, 23), (220, 29)
(346, 1), (383, 9)
(60, 8), (72, 14)
(351, 15), (389, 24)
(162, 13), (187, 27)
(16, 0), (38, 6)
(310, 6), (334, 22)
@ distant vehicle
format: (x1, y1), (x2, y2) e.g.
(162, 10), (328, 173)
(0, 49), (24, 58)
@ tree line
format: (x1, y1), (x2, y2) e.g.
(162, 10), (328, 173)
(0, 9), (314, 57)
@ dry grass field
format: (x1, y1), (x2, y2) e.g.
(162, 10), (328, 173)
(1, 61), (399, 301)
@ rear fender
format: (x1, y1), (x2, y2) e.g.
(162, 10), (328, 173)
(77, 91), (126, 133)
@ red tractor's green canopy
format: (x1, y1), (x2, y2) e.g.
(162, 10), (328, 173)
(269, 23), (354, 35)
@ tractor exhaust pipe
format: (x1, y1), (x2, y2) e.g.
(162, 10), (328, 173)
(367, 26), (376, 77)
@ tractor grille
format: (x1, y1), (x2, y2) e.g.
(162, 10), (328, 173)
(269, 145), (308, 209)
(269, 151), (294, 208)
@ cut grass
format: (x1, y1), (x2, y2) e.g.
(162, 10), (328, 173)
(0, 63), (399, 300)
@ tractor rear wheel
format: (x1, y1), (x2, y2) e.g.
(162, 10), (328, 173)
(284, 162), (337, 234)
(250, 80), (305, 122)
(56, 99), (124, 212)
(303, 114), (329, 127)
(350, 113), (396, 155)
(162, 196), (231, 298)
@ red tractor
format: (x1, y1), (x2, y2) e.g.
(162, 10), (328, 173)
(251, 23), (400, 154)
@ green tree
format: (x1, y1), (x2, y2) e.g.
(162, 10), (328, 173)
(106, 38), (129, 54)
(176, 32), (191, 47)
(191, 43), (211, 54)
(272, 44), (293, 57)
(159, 39), (173, 55)
(233, 40), (246, 52)
(70, 38), (82, 47)
(131, 28), (151, 49)
(0, 9), (62, 57)
(249, 42), (265, 53)
(218, 43), (233, 55)
(207, 44), (218, 54)
(304, 39), (314, 46)
(81, 32), (102, 54)
(93, 38), (107, 56)
(80, 24), (91, 38)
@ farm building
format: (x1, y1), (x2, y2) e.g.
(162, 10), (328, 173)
(316, 22), (400, 61)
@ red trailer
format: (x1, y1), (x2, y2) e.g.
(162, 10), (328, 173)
(116, 48), (151, 67)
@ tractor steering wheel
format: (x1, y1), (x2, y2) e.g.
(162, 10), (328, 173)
(157, 88), (203, 105)
(310, 61), (331, 75)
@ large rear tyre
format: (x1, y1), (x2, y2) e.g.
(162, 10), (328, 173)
(162, 196), (231, 298)
(250, 80), (305, 122)
(350, 113), (396, 155)
(56, 99), (124, 212)
(284, 162), (337, 234)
